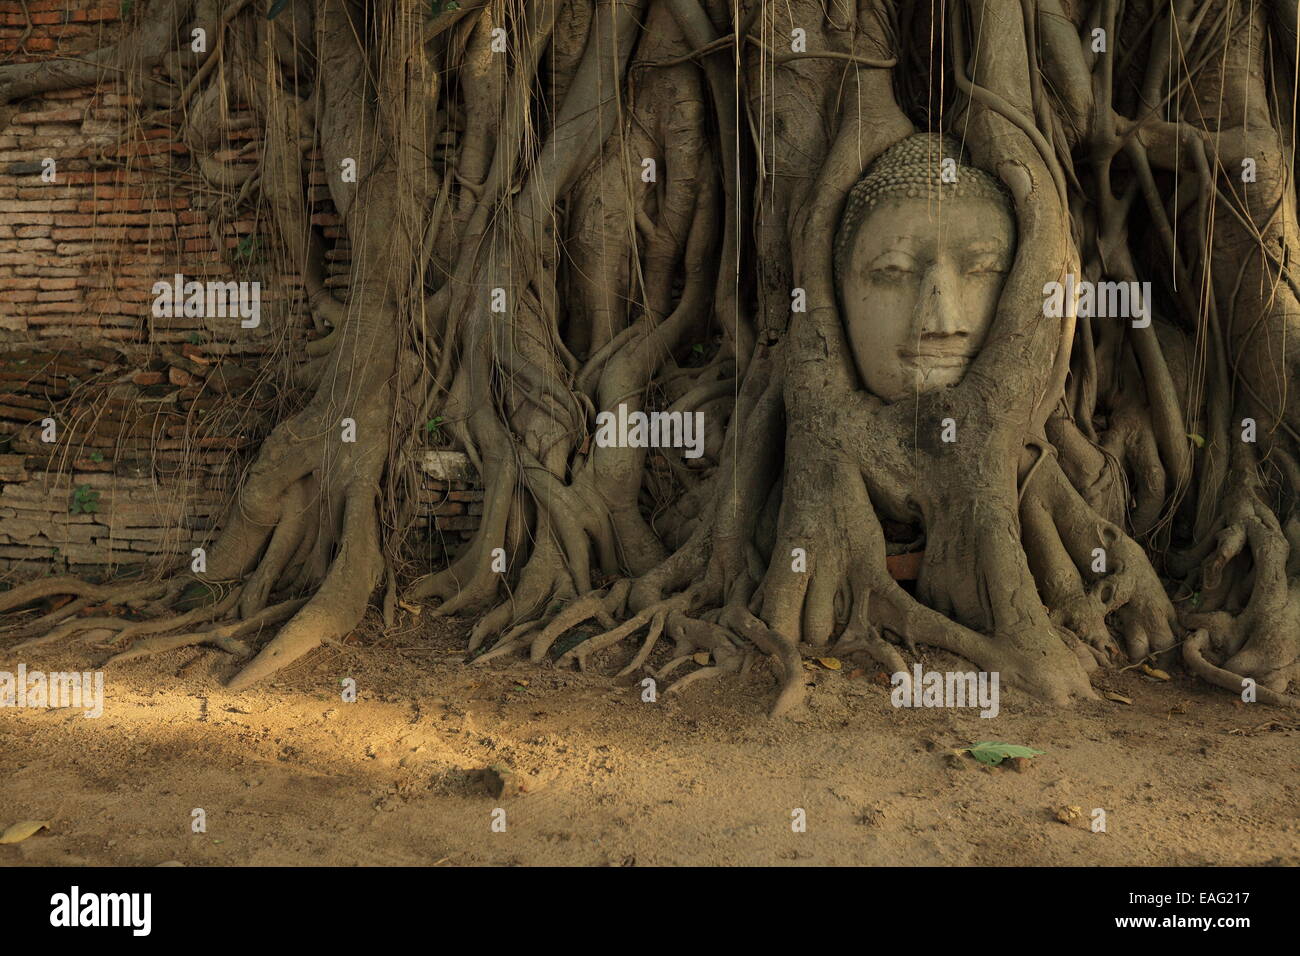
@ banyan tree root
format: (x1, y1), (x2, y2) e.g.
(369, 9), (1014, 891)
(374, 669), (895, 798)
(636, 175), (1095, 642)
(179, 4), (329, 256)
(0, 0), (1296, 714)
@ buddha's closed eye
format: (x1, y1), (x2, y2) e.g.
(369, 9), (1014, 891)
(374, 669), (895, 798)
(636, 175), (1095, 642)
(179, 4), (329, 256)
(966, 254), (1008, 276)
(868, 253), (920, 280)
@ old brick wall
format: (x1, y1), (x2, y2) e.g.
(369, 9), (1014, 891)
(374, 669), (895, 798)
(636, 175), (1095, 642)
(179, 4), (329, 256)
(0, 0), (479, 575)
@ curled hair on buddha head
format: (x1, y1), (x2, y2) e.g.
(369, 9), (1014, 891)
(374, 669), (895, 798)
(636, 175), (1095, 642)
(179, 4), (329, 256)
(833, 132), (1015, 286)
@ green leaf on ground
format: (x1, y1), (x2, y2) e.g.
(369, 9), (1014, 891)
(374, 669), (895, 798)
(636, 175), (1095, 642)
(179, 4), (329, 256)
(956, 742), (1045, 766)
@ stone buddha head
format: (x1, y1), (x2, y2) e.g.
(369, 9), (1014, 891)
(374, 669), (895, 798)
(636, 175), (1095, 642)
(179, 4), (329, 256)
(833, 133), (1016, 401)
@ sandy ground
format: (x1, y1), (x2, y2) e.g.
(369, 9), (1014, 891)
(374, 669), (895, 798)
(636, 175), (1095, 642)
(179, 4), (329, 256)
(1, 611), (1297, 867)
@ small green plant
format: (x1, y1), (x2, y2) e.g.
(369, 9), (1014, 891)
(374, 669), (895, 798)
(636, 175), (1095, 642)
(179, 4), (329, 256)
(70, 484), (100, 515)
(186, 331), (203, 345)
(89, 450), (104, 463)
(423, 416), (445, 441)
(235, 235), (259, 260)
(120, 0), (135, 17)
(429, 0), (461, 18)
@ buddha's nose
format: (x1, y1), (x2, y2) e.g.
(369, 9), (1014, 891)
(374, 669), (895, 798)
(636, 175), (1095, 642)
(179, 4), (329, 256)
(914, 265), (964, 337)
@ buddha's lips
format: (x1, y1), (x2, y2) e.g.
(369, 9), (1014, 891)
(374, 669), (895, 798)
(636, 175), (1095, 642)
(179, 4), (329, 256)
(899, 349), (974, 367)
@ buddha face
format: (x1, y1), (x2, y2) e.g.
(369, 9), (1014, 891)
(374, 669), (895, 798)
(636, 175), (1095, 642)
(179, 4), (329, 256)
(838, 195), (1015, 401)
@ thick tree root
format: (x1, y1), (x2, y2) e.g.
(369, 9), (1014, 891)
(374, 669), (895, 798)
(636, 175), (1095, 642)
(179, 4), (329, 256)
(1183, 630), (1299, 708)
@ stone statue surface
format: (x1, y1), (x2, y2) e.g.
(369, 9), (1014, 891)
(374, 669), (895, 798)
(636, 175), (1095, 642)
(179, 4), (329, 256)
(834, 133), (1017, 401)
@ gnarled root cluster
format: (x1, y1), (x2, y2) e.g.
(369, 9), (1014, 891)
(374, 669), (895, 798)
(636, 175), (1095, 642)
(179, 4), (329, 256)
(2, 0), (1296, 714)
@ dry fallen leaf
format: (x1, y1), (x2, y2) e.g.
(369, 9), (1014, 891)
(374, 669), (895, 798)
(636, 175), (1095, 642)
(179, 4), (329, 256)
(1103, 690), (1133, 705)
(817, 657), (842, 671)
(1054, 805), (1083, 825)
(398, 600), (423, 615)
(1140, 663), (1171, 681)
(692, 652), (711, 665)
(0, 820), (50, 844)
